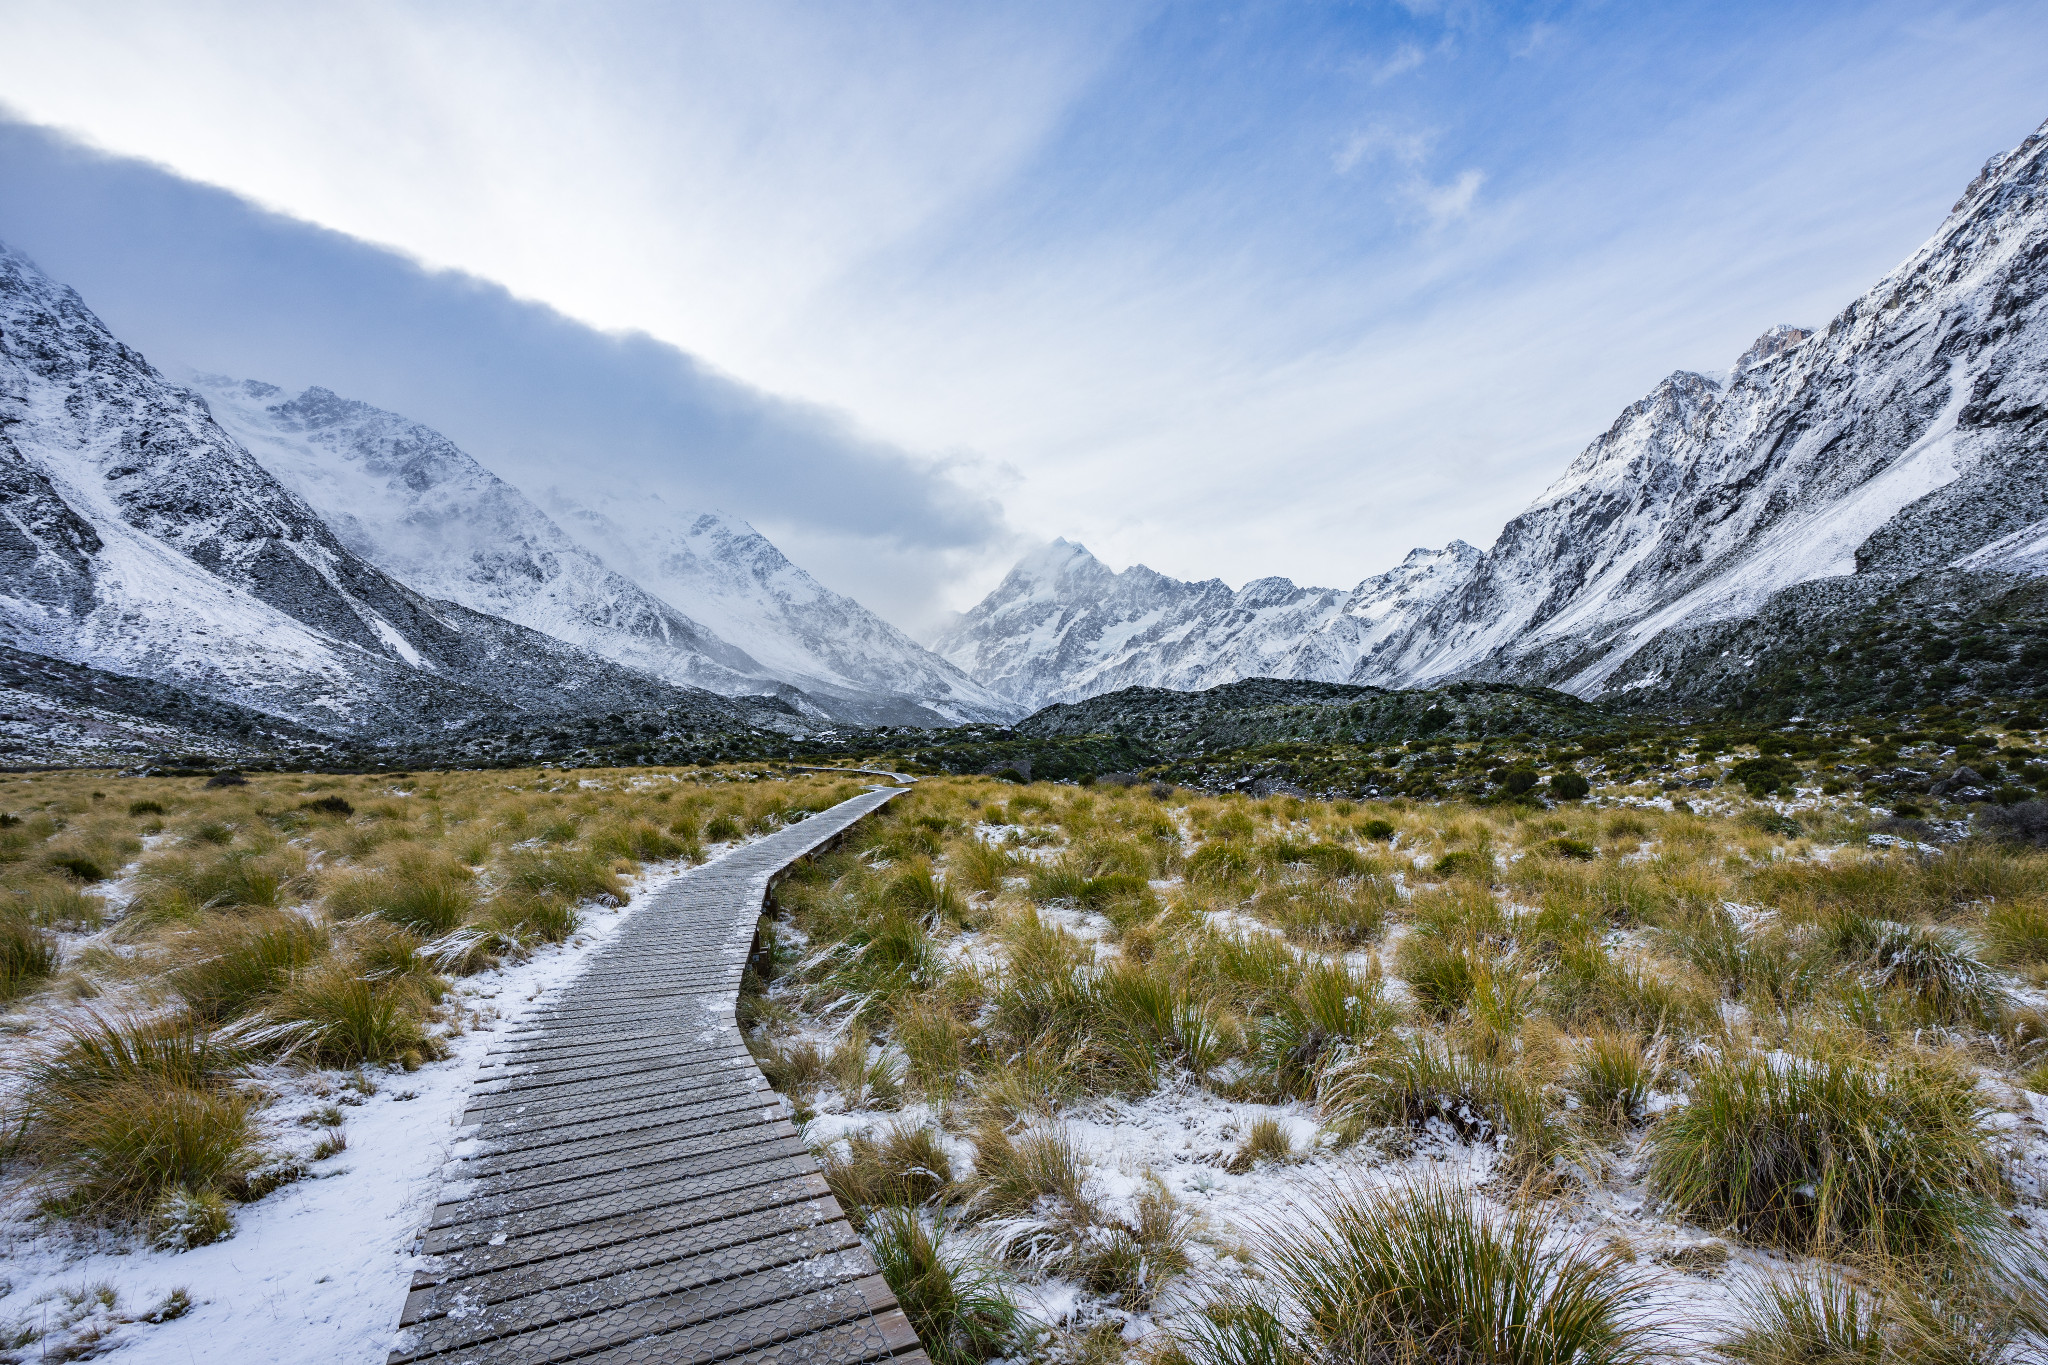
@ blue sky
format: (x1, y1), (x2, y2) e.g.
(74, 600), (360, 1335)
(1, 0), (2045, 634)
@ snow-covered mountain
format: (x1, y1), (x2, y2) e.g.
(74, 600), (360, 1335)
(1368, 115), (2048, 698)
(542, 491), (1014, 725)
(0, 241), (762, 739)
(192, 379), (785, 695)
(193, 377), (1012, 726)
(945, 115), (2048, 710)
(931, 537), (1480, 711)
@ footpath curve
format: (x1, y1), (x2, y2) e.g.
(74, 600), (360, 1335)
(388, 786), (926, 1365)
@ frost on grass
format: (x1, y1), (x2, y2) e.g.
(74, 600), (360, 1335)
(745, 775), (2048, 1363)
(0, 764), (866, 1362)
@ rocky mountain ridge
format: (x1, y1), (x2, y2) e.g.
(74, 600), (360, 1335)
(940, 115), (2048, 712)
(931, 537), (1482, 711)
(196, 376), (1005, 726)
(0, 240), (793, 747)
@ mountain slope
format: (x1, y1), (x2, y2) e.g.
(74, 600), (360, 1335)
(195, 377), (1011, 727)
(1367, 117), (2048, 697)
(931, 537), (1479, 712)
(0, 240), (769, 740)
(945, 116), (2048, 713)
(543, 490), (1015, 726)
(192, 378), (782, 696)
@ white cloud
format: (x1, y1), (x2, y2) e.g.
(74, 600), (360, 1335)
(1411, 167), (1486, 222)
(1334, 122), (1437, 173)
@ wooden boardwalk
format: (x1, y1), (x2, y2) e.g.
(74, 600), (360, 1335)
(389, 787), (928, 1365)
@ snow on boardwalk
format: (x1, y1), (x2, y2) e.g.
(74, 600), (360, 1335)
(388, 787), (927, 1365)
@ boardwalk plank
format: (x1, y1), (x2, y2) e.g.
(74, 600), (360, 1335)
(390, 788), (926, 1365)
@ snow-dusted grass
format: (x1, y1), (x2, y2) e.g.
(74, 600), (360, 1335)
(751, 776), (2048, 1364)
(0, 764), (867, 1363)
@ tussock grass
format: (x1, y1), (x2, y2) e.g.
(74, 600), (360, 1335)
(966, 1121), (1088, 1218)
(822, 1124), (955, 1222)
(1324, 1035), (1566, 1180)
(1227, 1116), (1296, 1172)
(1644, 1045), (1998, 1258)
(866, 1206), (1018, 1365)
(169, 912), (328, 1021)
(16, 1013), (257, 1220)
(1175, 1181), (1653, 1365)
(1, 905), (61, 1000)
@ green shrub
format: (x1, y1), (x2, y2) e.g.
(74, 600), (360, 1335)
(1644, 1047), (1998, 1258)
(1175, 1182), (1652, 1365)
(1358, 818), (1397, 842)
(1549, 772), (1591, 801)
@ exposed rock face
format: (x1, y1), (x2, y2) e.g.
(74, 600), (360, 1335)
(0, 241), (760, 739)
(946, 116), (2048, 710)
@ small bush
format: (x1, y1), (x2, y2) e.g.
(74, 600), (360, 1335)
(1358, 818), (1397, 842)
(1549, 772), (1592, 801)
(128, 799), (167, 817)
(298, 795), (354, 817)
(1175, 1181), (1652, 1365)
(1645, 1047), (1998, 1258)
(48, 853), (112, 883)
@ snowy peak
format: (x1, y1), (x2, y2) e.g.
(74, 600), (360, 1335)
(0, 240), (729, 736)
(936, 538), (1478, 711)
(1735, 324), (1813, 372)
(543, 489), (1015, 726)
(941, 116), (2048, 712)
(197, 374), (1008, 726)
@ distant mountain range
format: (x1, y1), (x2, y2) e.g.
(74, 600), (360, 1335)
(0, 236), (1007, 764)
(4, 114), (2044, 766)
(937, 116), (2048, 716)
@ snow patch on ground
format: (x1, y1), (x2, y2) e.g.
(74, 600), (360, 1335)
(0, 848), (747, 1364)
